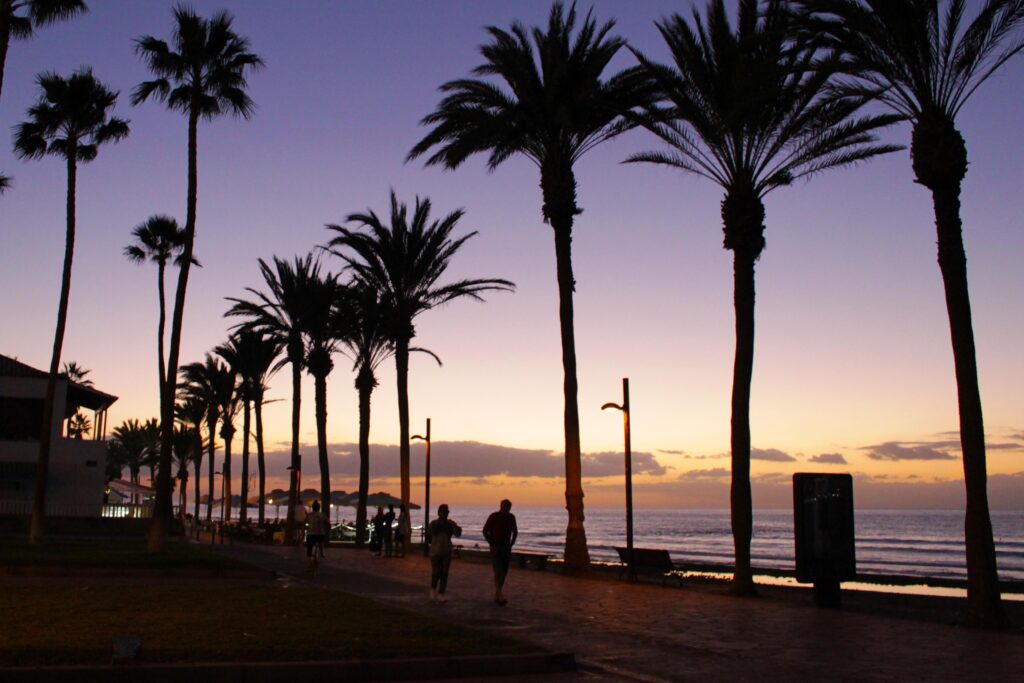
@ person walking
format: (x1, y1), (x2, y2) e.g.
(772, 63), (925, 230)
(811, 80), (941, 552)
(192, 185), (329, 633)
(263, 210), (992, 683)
(483, 498), (518, 605)
(304, 500), (328, 572)
(427, 503), (462, 603)
(371, 505), (385, 555)
(383, 504), (396, 558)
(396, 504), (411, 557)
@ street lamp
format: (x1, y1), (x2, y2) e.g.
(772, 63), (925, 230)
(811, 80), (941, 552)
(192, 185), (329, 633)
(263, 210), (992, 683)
(286, 464), (301, 546)
(602, 377), (635, 582)
(411, 418), (431, 557)
(214, 471), (225, 545)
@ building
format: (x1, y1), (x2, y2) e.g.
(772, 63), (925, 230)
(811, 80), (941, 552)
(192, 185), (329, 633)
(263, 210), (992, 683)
(0, 354), (117, 517)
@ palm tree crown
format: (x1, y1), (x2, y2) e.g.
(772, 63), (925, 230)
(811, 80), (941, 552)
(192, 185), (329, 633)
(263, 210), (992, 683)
(14, 67), (129, 162)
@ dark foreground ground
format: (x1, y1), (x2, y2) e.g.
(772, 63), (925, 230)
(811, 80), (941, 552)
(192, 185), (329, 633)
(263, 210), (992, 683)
(215, 539), (1022, 682)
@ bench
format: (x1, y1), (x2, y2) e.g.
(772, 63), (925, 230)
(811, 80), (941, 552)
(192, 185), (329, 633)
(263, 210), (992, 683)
(614, 547), (682, 586)
(512, 551), (550, 570)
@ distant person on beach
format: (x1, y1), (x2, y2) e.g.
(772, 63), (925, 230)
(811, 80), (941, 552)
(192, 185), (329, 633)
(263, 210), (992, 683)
(483, 499), (518, 605)
(383, 504), (396, 557)
(427, 503), (462, 602)
(396, 504), (411, 557)
(371, 506), (385, 555)
(304, 500), (328, 570)
(293, 501), (307, 545)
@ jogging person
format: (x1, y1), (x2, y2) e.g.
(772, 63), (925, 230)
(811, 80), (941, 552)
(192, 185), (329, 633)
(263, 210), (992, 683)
(483, 499), (518, 605)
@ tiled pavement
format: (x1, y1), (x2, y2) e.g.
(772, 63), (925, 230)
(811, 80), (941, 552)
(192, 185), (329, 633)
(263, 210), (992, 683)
(214, 540), (1023, 683)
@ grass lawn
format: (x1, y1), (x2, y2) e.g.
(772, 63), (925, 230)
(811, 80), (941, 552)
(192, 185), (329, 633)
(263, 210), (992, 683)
(0, 538), (248, 572)
(0, 582), (537, 666)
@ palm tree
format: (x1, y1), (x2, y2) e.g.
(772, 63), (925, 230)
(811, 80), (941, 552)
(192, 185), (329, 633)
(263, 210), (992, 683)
(0, 0), (87, 101)
(61, 361), (91, 385)
(180, 354), (233, 522)
(797, 0), (1024, 628)
(298, 270), (346, 524)
(124, 215), (191, 400)
(335, 282), (396, 544)
(408, 2), (644, 572)
(61, 360), (91, 437)
(226, 255), (318, 543)
(215, 330), (274, 525)
(172, 422), (194, 516)
(175, 395), (206, 521)
(14, 67), (128, 544)
(629, 0), (900, 594)
(132, 5), (262, 553)
(325, 192), (513, 530)
(109, 418), (158, 513)
(0, 173), (9, 192)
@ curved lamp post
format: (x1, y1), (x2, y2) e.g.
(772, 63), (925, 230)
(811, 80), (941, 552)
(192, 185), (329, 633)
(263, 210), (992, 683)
(411, 418), (431, 556)
(602, 378), (635, 582)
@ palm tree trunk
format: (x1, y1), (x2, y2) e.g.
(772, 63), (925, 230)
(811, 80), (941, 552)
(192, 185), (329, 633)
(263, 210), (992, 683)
(0, 3), (11, 102)
(356, 376), (373, 545)
(240, 399), (251, 525)
(930, 187), (1004, 627)
(156, 259), (167, 398)
(315, 372), (331, 521)
(222, 428), (233, 523)
(284, 351), (302, 545)
(206, 415), (216, 523)
(148, 107), (200, 553)
(255, 392), (266, 525)
(395, 338), (411, 516)
(551, 223), (589, 574)
(730, 248), (757, 596)
(192, 438), (201, 523)
(179, 471), (188, 516)
(29, 147), (77, 544)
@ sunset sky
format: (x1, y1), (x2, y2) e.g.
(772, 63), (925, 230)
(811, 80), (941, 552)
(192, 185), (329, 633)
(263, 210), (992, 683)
(2, 1), (1022, 510)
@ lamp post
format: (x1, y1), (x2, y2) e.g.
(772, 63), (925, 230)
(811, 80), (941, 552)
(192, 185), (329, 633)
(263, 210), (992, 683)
(602, 378), (635, 582)
(214, 471), (225, 545)
(286, 464), (301, 546)
(411, 418), (431, 557)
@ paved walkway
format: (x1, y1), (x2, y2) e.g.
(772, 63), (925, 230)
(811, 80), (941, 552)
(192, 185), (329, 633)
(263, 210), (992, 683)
(215, 540), (1022, 683)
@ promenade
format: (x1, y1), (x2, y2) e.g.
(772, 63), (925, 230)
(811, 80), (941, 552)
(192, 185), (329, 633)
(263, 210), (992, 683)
(217, 539), (1023, 682)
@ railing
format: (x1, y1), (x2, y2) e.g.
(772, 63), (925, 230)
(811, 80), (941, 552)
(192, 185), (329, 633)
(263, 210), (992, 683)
(0, 499), (103, 517)
(101, 503), (154, 519)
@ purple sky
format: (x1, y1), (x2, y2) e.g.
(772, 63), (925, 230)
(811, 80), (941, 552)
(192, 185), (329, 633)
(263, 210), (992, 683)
(1, 1), (1022, 508)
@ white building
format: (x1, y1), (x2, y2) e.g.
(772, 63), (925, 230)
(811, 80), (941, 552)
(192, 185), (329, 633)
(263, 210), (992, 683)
(0, 354), (116, 517)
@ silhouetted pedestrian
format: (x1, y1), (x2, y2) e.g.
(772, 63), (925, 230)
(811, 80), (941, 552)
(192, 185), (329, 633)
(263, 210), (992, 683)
(396, 504), (411, 557)
(427, 503), (462, 602)
(483, 498), (518, 605)
(371, 505), (385, 554)
(383, 504), (396, 557)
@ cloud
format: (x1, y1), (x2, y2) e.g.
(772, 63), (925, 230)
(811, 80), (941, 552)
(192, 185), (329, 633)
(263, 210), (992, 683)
(257, 441), (666, 480)
(808, 452), (847, 464)
(863, 442), (956, 461)
(677, 468), (730, 481)
(656, 448), (687, 455)
(751, 448), (796, 462)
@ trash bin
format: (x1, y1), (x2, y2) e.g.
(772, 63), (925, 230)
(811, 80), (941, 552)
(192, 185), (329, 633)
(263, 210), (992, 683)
(793, 473), (855, 606)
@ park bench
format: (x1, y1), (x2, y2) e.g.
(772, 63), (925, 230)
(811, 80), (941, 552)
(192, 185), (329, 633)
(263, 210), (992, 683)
(512, 550), (550, 570)
(614, 547), (683, 586)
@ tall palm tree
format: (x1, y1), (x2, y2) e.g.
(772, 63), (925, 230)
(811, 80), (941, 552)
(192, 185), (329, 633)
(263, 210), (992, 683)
(326, 192), (513, 529)
(61, 360), (91, 438)
(124, 215), (191, 400)
(797, 0), (1024, 628)
(175, 395), (206, 521)
(14, 67), (128, 544)
(226, 255), (318, 543)
(172, 422), (194, 516)
(629, 0), (900, 594)
(132, 5), (262, 552)
(0, 0), (87, 101)
(180, 354), (233, 522)
(335, 282), (396, 544)
(215, 330), (272, 525)
(298, 270), (346, 523)
(408, 2), (643, 572)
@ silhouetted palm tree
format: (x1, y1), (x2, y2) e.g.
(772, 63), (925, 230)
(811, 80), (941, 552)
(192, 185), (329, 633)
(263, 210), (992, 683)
(241, 331), (282, 524)
(0, 173), (9, 192)
(124, 215), (191, 399)
(215, 329), (274, 525)
(180, 354), (233, 522)
(61, 360), (92, 438)
(630, 0), (900, 594)
(132, 5), (262, 552)
(14, 67), (128, 544)
(408, 2), (643, 572)
(326, 192), (513, 525)
(172, 422), (194, 515)
(297, 270), (346, 523)
(226, 255), (319, 542)
(61, 360), (91, 385)
(335, 282), (397, 544)
(797, 0), (1024, 628)
(175, 395), (206, 520)
(0, 0), (86, 101)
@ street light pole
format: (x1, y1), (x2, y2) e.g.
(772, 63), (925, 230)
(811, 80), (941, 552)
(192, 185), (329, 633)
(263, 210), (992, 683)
(602, 378), (634, 582)
(214, 471), (225, 545)
(412, 418), (431, 557)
